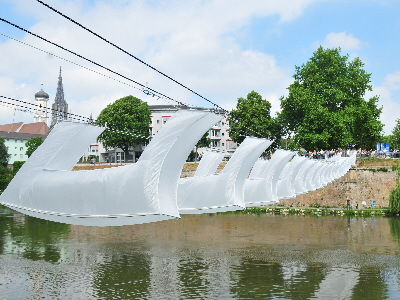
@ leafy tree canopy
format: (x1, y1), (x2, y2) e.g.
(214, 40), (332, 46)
(392, 118), (400, 150)
(279, 46), (383, 151)
(0, 137), (10, 167)
(228, 91), (281, 152)
(25, 137), (44, 158)
(95, 95), (151, 162)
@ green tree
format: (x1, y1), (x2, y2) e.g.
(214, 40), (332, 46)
(392, 118), (400, 150)
(228, 91), (281, 152)
(25, 137), (44, 158)
(0, 165), (12, 193)
(95, 95), (151, 163)
(195, 131), (211, 162)
(279, 47), (383, 151)
(0, 137), (10, 167)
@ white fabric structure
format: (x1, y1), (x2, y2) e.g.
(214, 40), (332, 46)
(0, 110), (221, 226)
(276, 156), (307, 200)
(244, 149), (295, 207)
(194, 151), (225, 177)
(178, 137), (272, 214)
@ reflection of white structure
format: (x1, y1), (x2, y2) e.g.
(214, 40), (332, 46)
(312, 268), (359, 299)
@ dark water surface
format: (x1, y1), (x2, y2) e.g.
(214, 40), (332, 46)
(1, 210), (400, 299)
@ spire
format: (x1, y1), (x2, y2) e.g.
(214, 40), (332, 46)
(51, 66), (69, 126)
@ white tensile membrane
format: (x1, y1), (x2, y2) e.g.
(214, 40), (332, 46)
(0, 109), (222, 226)
(244, 149), (295, 207)
(276, 156), (308, 200)
(177, 137), (272, 214)
(194, 151), (225, 177)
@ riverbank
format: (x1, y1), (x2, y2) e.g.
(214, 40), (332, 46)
(218, 206), (390, 217)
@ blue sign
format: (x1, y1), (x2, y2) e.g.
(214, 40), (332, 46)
(386, 143), (390, 152)
(377, 143), (380, 153)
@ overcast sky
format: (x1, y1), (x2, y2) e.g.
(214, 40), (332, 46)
(0, 0), (399, 135)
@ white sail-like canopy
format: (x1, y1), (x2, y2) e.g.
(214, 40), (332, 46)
(0, 110), (221, 226)
(244, 149), (295, 207)
(178, 137), (272, 214)
(194, 151), (225, 177)
(276, 156), (307, 200)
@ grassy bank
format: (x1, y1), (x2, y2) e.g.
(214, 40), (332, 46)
(358, 157), (400, 168)
(218, 206), (389, 217)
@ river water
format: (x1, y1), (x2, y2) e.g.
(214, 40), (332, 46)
(1, 209), (400, 299)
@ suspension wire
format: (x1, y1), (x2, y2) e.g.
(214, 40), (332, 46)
(36, 0), (227, 113)
(0, 96), (148, 139)
(0, 96), (90, 122)
(0, 33), (161, 100)
(0, 17), (196, 110)
(0, 18), (262, 139)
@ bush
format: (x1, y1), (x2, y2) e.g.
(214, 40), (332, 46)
(12, 161), (25, 176)
(0, 165), (13, 193)
(389, 169), (400, 214)
(186, 150), (196, 162)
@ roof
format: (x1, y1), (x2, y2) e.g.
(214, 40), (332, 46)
(0, 122), (49, 135)
(0, 122), (24, 133)
(18, 122), (49, 135)
(0, 131), (47, 141)
(35, 89), (49, 99)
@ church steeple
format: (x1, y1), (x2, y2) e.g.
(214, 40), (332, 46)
(51, 67), (69, 126)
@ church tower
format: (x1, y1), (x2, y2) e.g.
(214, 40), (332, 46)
(51, 67), (69, 126)
(34, 84), (49, 124)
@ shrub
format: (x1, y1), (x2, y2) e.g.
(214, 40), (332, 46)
(12, 161), (25, 176)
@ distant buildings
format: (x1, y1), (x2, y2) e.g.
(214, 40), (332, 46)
(83, 105), (237, 163)
(0, 122), (49, 164)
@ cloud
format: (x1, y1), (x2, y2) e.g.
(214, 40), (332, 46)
(314, 32), (365, 51)
(0, 0), (320, 126)
(367, 71), (400, 135)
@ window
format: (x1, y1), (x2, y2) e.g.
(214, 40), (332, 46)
(20, 154), (23, 159)
(149, 128), (153, 136)
(162, 117), (171, 125)
(214, 121), (221, 127)
(212, 140), (220, 148)
(211, 130), (220, 137)
(222, 132), (225, 136)
(20, 147), (23, 151)
(20, 140), (23, 143)
(6, 146), (8, 150)
(15, 147), (17, 150)
(157, 120), (160, 124)
(14, 154), (17, 156)
(222, 143), (224, 146)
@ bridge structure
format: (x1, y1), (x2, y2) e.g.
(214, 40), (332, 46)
(0, 110), (356, 226)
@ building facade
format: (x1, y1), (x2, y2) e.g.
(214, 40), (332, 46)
(34, 87), (49, 124)
(0, 122), (49, 164)
(82, 105), (237, 163)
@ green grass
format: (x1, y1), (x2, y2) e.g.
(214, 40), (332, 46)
(217, 207), (389, 217)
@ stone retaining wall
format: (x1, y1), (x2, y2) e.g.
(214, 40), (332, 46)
(279, 168), (398, 208)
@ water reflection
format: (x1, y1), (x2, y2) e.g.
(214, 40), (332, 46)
(1, 210), (400, 299)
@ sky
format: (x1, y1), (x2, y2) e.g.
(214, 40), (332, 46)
(0, 0), (399, 135)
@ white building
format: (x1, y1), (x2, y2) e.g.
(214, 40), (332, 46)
(0, 122), (49, 165)
(34, 87), (49, 124)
